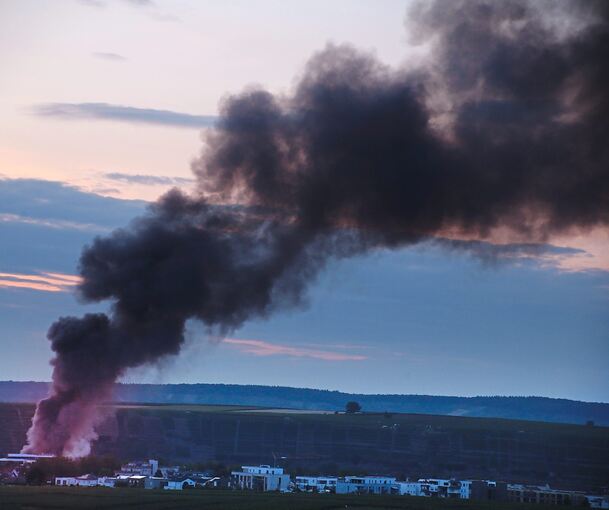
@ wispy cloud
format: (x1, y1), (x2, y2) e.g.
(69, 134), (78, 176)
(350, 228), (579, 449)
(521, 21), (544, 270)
(0, 213), (110, 233)
(79, 0), (179, 22)
(0, 271), (81, 293)
(103, 172), (194, 186)
(92, 52), (127, 62)
(224, 338), (367, 362)
(78, 0), (105, 7)
(79, 0), (155, 7)
(31, 103), (217, 129)
(122, 0), (154, 6)
(307, 342), (372, 351)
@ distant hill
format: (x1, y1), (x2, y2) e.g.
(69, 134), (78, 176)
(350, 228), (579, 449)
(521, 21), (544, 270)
(1, 381), (607, 426)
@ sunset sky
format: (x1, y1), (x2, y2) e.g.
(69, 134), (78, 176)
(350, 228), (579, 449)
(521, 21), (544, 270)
(1, 0), (608, 402)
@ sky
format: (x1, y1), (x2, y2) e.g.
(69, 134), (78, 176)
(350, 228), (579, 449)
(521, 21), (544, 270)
(0, 0), (607, 402)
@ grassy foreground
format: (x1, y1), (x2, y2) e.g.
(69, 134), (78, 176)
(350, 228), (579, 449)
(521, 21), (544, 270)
(0, 486), (537, 510)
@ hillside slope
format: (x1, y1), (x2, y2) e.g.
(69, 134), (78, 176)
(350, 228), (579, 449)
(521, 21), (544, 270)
(1, 403), (608, 491)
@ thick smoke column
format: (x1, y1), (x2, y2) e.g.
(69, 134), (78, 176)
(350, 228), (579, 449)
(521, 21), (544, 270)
(24, 0), (608, 456)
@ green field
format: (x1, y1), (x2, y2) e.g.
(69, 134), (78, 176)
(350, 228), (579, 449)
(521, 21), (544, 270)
(100, 402), (609, 437)
(0, 487), (536, 510)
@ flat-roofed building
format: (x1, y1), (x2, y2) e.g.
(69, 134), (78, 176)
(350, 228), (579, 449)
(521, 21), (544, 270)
(0, 453), (55, 466)
(295, 475), (337, 492)
(395, 481), (423, 496)
(336, 475), (397, 495)
(231, 465), (290, 492)
(117, 459), (158, 477)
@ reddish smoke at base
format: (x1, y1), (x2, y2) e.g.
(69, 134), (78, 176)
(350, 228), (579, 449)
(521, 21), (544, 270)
(22, 394), (105, 458)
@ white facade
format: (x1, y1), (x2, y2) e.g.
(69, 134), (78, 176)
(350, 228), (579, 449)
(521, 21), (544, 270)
(396, 482), (423, 496)
(164, 478), (196, 490)
(55, 477), (78, 486)
(54, 475), (98, 487)
(1, 453), (55, 466)
(98, 476), (117, 488)
(77, 475), (99, 487)
(118, 459), (158, 477)
(417, 478), (462, 498)
(587, 496), (609, 509)
(241, 465), (284, 475)
(295, 476), (338, 492)
(336, 476), (397, 495)
(418, 478), (449, 494)
(459, 480), (472, 499)
(363, 476), (397, 486)
(231, 465), (291, 492)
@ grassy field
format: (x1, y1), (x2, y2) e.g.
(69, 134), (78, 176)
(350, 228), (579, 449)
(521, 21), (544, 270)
(106, 403), (261, 413)
(105, 402), (609, 434)
(0, 486), (536, 510)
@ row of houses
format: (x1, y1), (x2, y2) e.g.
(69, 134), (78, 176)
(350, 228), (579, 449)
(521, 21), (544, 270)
(41, 458), (609, 508)
(294, 473), (609, 507)
(54, 459), (225, 491)
(54, 473), (224, 491)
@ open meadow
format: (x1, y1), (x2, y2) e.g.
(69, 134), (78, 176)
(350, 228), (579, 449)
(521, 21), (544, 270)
(0, 486), (539, 510)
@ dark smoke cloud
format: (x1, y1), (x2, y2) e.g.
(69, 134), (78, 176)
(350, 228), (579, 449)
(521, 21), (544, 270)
(430, 239), (586, 267)
(24, 0), (608, 456)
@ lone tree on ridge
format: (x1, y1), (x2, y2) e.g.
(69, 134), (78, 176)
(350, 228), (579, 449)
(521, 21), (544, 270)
(345, 401), (362, 414)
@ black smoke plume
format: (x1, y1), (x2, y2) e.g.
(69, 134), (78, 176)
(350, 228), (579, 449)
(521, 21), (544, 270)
(24, 0), (608, 456)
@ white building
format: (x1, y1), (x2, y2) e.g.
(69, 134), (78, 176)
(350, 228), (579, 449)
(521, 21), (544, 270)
(231, 465), (290, 492)
(417, 478), (461, 498)
(54, 474), (98, 487)
(98, 476), (117, 488)
(1, 453), (55, 466)
(336, 476), (397, 495)
(587, 496), (609, 509)
(159, 466), (182, 478)
(294, 476), (338, 492)
(55, 476), (78, 486)
(76, 474), (99, 487)
(164, 477), (196, 490)
(118, 459), (158, 477)
(460, 480), (472, 499)
(395, 481), (423, 496)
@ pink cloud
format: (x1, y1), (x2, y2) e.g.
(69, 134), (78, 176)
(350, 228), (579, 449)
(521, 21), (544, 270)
(0, 271), (81, 293)
(223, 338), (367, 362)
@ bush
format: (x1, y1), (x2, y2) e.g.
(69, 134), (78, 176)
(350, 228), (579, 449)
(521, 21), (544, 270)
(345, 401), (361, 414)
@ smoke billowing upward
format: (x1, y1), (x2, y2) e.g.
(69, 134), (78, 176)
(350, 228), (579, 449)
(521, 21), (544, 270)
(24, 0), (609, 456)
